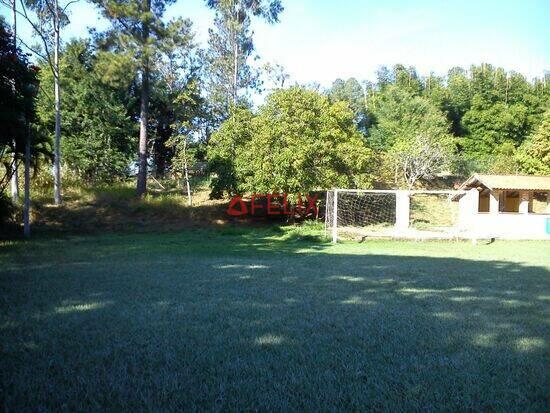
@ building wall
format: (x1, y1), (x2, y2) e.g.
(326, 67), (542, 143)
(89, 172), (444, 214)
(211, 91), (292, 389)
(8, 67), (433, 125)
(467, 213), (550, 239)
(458, 189), (550, 239)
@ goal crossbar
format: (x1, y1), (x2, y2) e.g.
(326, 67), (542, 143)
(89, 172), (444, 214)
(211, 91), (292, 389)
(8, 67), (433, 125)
(325, 189), (467, 242)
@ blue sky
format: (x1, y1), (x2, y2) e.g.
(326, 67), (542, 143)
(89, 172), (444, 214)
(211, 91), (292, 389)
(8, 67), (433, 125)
(2, 0), (549, 87)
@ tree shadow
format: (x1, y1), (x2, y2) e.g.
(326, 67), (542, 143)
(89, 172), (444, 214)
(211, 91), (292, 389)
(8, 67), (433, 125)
(1, 233), (549, 411)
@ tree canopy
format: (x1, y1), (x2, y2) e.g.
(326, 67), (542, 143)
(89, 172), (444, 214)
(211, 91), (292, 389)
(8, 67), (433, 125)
(516, 110), (550, 175)
(208, 87), (375, 197)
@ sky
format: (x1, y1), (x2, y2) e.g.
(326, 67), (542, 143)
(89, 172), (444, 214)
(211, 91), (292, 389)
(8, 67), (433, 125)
(2, 0), (549, 88)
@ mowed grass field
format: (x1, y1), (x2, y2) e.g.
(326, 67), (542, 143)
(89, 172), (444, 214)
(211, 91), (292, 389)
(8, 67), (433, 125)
(1, 226), (549, 411)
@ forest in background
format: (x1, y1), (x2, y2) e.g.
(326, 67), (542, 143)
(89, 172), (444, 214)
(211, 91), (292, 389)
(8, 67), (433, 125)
(1, 0), (549, 235)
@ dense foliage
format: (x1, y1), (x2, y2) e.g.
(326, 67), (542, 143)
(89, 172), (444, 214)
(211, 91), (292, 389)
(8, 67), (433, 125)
(366, 86), (455, 188)
(516, 110), (550, 175)
(2, 0), (549, 220)
(36, 40), (135, 182)
(333, 64), (550, 177)
(0, 19), (38, 186)
(0, 18), (48, 224)
(208, 87), (374, 197)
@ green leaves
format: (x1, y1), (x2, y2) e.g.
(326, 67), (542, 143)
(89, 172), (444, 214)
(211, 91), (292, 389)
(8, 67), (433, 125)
(207, 87), (374, 198)
(205, 0), (284, 124)
(369, 86), (455, 188)
(516, 110), (550, 175)
(35, 40), (136, 182)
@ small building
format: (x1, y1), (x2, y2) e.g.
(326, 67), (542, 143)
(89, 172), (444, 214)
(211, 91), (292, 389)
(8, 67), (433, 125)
(453, 174), (550, 239)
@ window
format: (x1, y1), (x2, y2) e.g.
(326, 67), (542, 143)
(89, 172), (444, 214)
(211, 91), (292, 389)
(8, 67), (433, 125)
(502, 191), (519, 213)
(478, 192), (490, 212)
(531, 191), (549, 214)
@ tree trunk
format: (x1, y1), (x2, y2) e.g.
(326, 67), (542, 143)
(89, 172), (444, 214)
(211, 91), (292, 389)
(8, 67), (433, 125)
(11, 0), (19, 202)
(231, 3), (238, 107)
(136, 63), (149, 196)
(232, 40), (238, 106)
(183, 137), (192, 206)
(136, 0), (151, 197)
(23, 124), (31, 238)
(10, 159), (19, 201)
(53, 0), (62, 205)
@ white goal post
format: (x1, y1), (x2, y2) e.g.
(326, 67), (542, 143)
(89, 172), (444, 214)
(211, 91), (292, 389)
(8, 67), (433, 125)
(325, 189), (466, 242)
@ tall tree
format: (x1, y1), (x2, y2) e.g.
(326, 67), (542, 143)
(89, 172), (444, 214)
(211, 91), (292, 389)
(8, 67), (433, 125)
(35, 40), (136, 183)
(392, 64), (422, 95)
(92, 0), (180, 196)
(0, 17), (36, 193)
(205, 0), (283, 123)
(148, 16), (202, 178)
(0, 19), (46, 235)
(327, 77), (369, 135)
(10, 0), (19, 202)
(2, 0), (75, 205)
(369, 86), (454, 187)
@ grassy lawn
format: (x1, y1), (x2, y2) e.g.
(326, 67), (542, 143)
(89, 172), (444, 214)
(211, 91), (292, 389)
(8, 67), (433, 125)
(1, 226), (549, 411)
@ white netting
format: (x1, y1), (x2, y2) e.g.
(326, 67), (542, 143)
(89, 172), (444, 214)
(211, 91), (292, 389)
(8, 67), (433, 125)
(325, 190), (463, 241)
(326, 190), (396, 239)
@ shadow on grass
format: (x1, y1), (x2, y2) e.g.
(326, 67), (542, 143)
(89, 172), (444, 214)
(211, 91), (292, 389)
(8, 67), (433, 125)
(0, 232), (549, 411)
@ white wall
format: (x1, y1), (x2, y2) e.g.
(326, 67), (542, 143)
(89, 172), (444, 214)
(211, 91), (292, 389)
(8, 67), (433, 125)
(467, 213), (550, 239)
(457, 189), (550, 239)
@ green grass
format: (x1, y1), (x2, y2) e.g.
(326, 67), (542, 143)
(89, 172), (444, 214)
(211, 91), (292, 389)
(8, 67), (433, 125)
(1, 226), (549, 411)
(410, 194), (458, 230)
(17, 180), (228, 237)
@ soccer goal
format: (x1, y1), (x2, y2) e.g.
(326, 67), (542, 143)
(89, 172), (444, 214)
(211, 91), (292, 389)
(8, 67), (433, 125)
(325, 189), (466, 242)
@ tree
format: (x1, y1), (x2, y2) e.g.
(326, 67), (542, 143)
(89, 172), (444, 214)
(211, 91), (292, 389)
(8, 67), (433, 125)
(392, 64), (422, 95)
(160, 40), (205, 201)
(0, 18), (37, 192)
(369, 86), (454, 188)
(461, 97), (530, 170)
(261, 61), (289, 91)
(2, 0), (77, 205)
(208, 87), (374, 197)
(9, 0), (18, 202)
(516, 110), (550, 175)
(441, 67), (471, 136)
(0, 19), (47, 235)
(92, 0), (180, 196)
(387, 132), (455, 189)
(35, 40), (136, 183)
(456, 64), (548, 172)
(207, 107), (253, 197)
(148, 17), (203, 178)
(204, 0), (283, 123)
(327, 77), (369, 135)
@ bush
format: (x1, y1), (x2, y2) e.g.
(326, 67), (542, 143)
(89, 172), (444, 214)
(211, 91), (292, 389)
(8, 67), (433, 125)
(0, 192), (16, 225)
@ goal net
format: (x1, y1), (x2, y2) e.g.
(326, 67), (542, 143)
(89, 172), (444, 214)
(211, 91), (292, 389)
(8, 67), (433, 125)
(325, 189), (464, 241)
